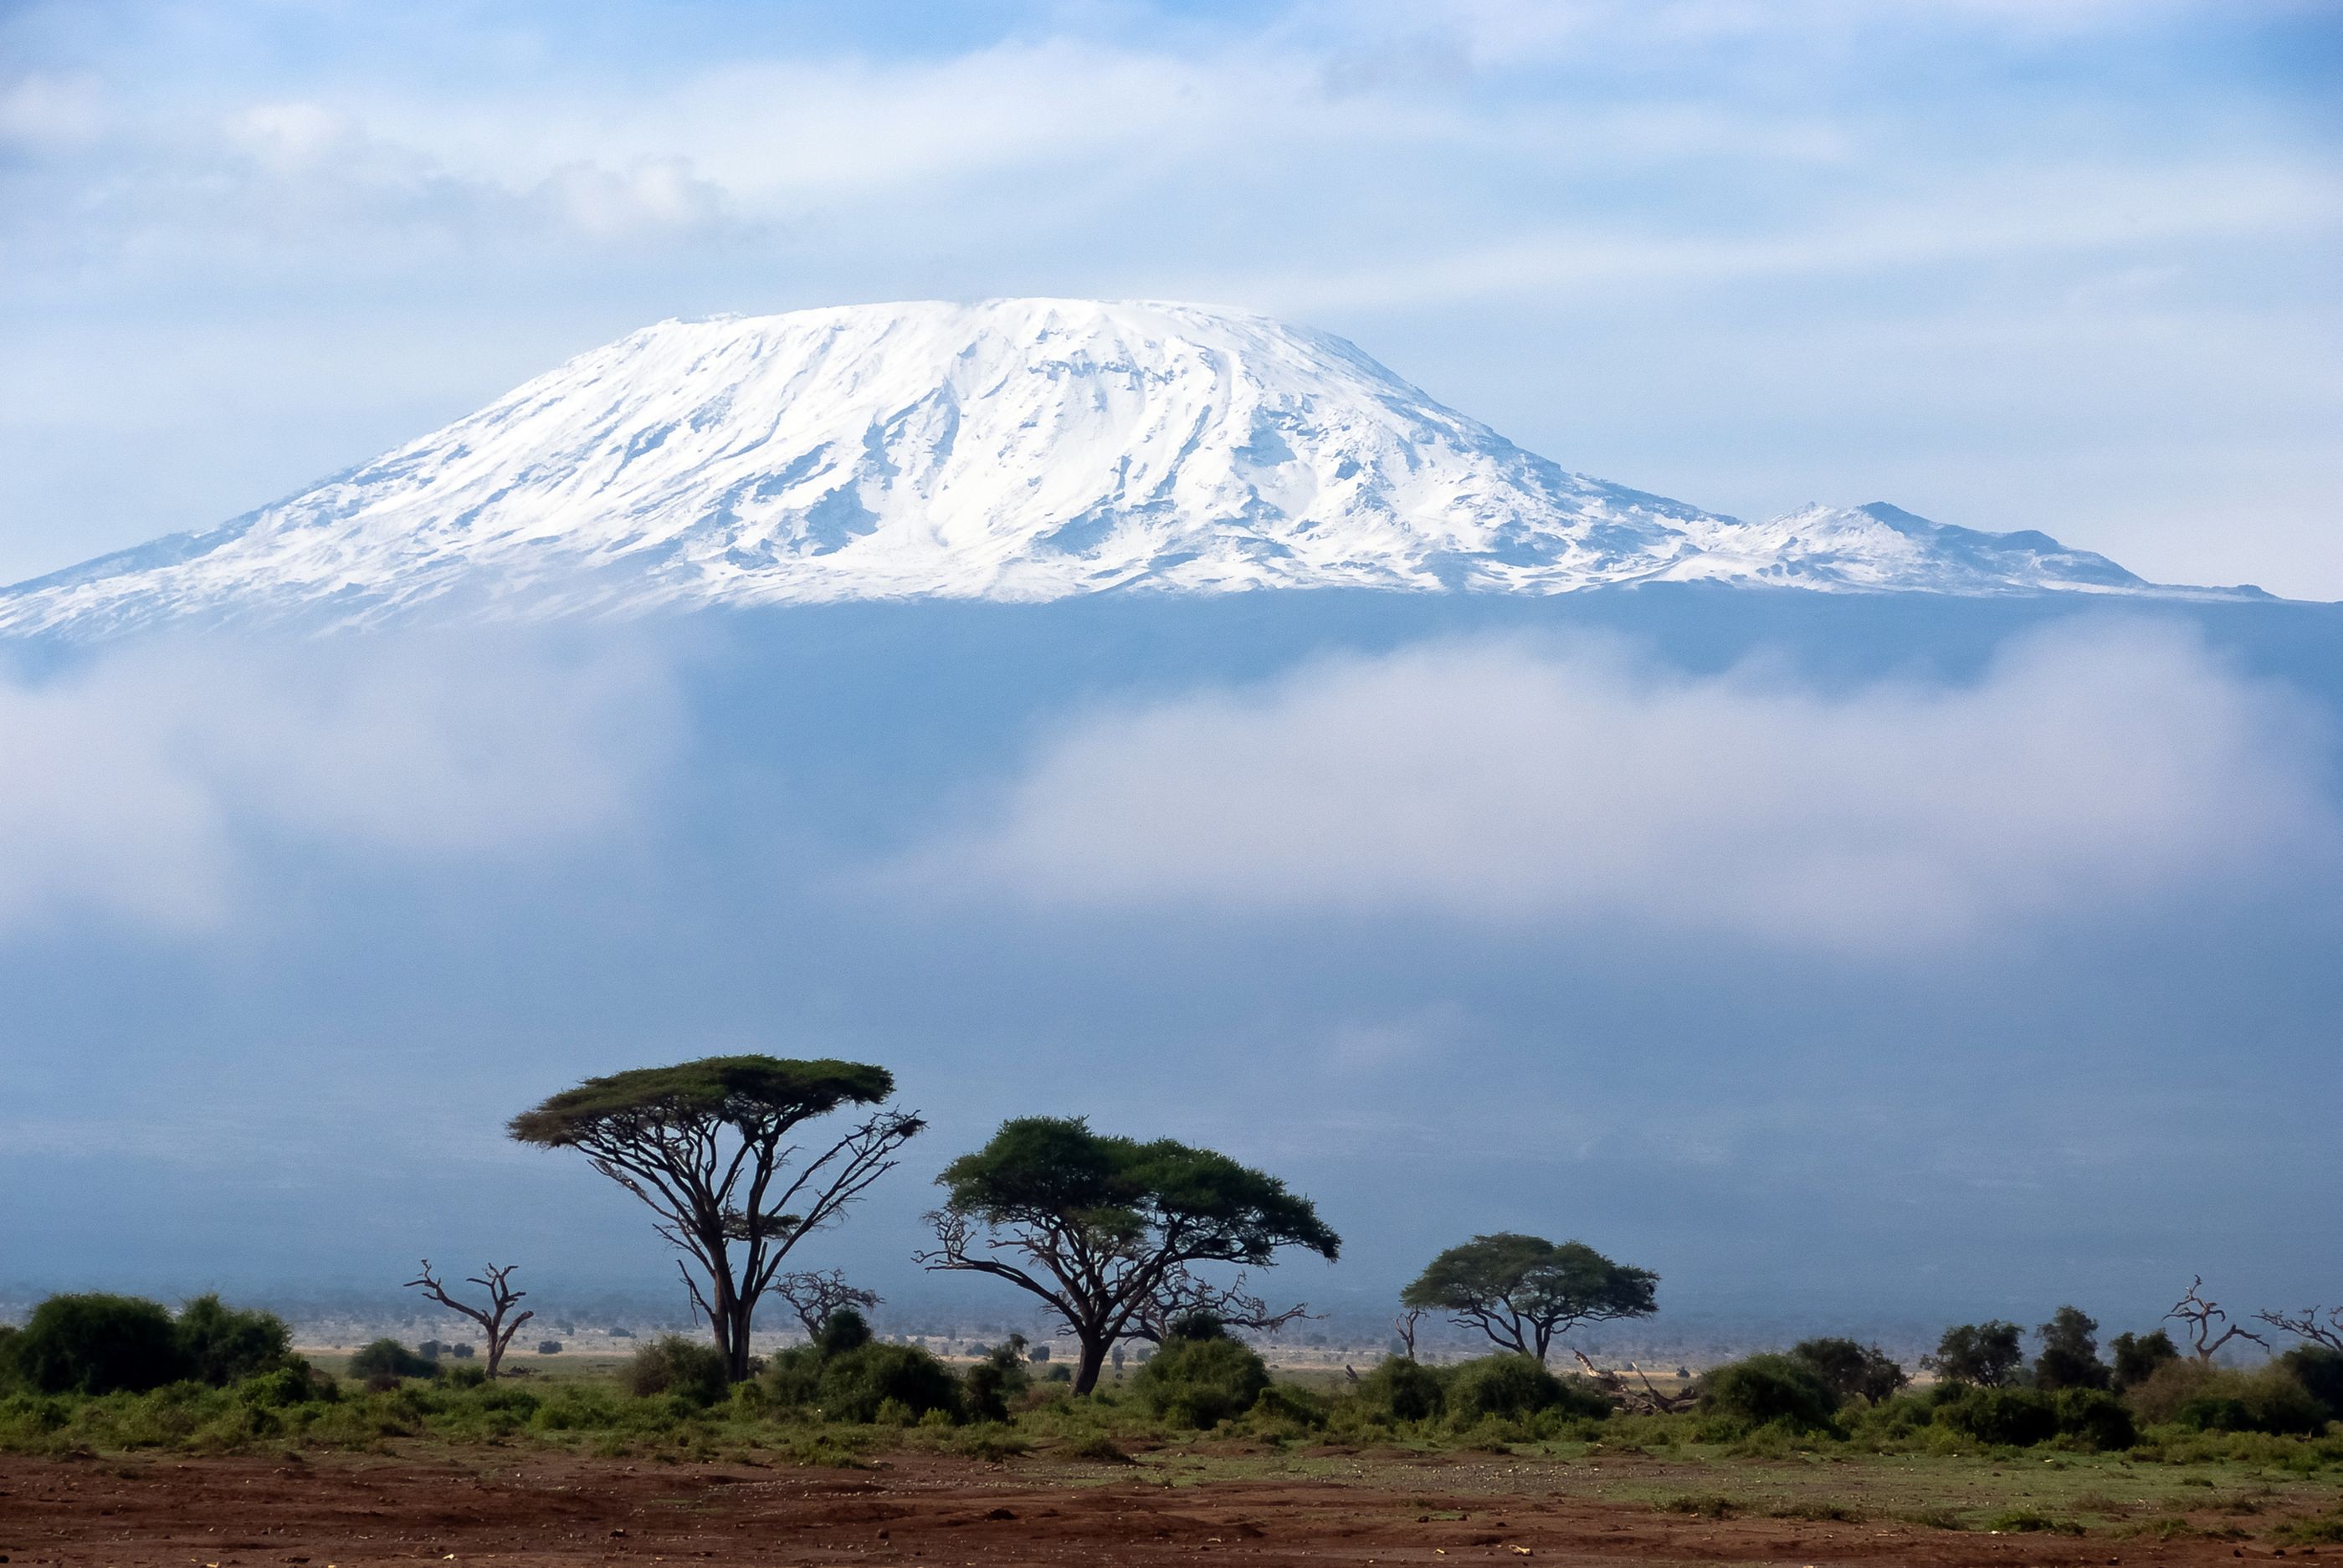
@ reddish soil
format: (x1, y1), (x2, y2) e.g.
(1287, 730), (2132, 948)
(0, 1452), (2312, 1567)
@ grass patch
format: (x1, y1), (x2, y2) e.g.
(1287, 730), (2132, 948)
(1978, 1509), (2084, 1535)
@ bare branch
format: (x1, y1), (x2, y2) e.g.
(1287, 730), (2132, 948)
(404, 1258), (535, 1378)
(2166, 1275), (2269, 1363)
(2256, 1304), (2343, 1354)
(771, 1268), (883, 1340)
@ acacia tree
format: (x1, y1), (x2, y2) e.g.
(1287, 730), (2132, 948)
(509, 1056), (922, 1382)
(917, 1116), (1341, 1394)
(1402, 1232), (1658, 1365)
(772, 1268), (882, 1340)
(405, 1260), (533, 1378)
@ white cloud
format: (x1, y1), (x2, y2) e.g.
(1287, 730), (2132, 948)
(907, 619), (2339, 952)
(0, 633), (677, 932)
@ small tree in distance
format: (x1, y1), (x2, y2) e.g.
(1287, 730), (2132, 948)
(509, 1055), (924, 1382)
(772, 1268), (882, 1340)
(1401, 1233), (1658, 1366)
(1788, 1337), (1908, 1404)
(405, 1261), (533, 1379)
(1924, 1321), (2025, 1386)
(919, 1115), (1341, 1394)
(2033, 1305), (2111, 1391)
(2110, 1329), (2179, 1391)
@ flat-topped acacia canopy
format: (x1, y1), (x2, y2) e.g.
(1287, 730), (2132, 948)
(507, 1056), (895, 1144)
(508, 1053), (920, 1382)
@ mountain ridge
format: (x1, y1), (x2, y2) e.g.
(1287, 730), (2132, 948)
(0, 299), (2269, 638)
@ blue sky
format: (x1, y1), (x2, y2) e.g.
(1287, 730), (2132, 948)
(3, 0), (2338, 594)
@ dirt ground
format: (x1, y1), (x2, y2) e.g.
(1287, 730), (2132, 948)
(2, 1450), (2327, 1568)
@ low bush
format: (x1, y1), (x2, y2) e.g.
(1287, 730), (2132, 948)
(2053, 1388), (2137, 1451)
(175, 1294), (293, 1386)
(1247, 1380), (1329, 1431)
(348, 1339), (440, 1382)
(238, 1362), (337, 1409)
(2129, 1360), (2329, 1435)
(1131, 1333), (1269, 1430)
(623, 1335), (729, 1407)
(13, 1294), (187, 1395)
(1353, 1355), (1444, 1422)
(1701, 1353), (1839, 1431)
(2280, 1348), (2343, 1425)
(963, 1337), (1032, 1422)
(1453, 1355), (1611, 1424)
(816, 1341), (963, 1424)
(1933, 1386), (2062, 1447)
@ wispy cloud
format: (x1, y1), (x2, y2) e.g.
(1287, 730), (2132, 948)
(903, 618), (2339, 952)
(0, 633), (678, 932)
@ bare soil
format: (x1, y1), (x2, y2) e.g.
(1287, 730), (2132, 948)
(1, 1450), (2325, 1567)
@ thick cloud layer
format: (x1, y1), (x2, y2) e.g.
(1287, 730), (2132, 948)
(0, 633), (677, 932)
(921, 619), (2338, 951)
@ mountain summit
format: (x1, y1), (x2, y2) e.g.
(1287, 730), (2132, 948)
(0, 299), (2247, 637)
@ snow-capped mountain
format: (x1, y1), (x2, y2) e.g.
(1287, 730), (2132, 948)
(0, 300), (2248, 638)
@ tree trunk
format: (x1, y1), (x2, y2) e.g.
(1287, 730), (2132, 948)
(722, 1294), (756, 1383)
(1073, 1332), (1110, 1396)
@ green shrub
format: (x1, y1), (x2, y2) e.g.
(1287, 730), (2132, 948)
(1248, 1380), (1329, 1429)
(237, 1361), (336, 1409)
(816, 1308), (875, 1355)
(1700, 1353), (1838, 1431)
(1445, 1354), (1610, 1423)
(623, 1335), (729, 1407)
(1354, 1355), (1445, 1422)
(14, 1294), (189, 1395)
(2053, 1388), (2136, 1450)
(2174, 1376), (2325, 1436)
(1787, 1339), (1907, 1405)
(0, 1325), (21, 1393)
(963, 1337), (1032, 1422)
(1934, 1386), (2061, 1447)
(2129, 1360), (2327, 1434)
(2280, 1348), (2343, 1424)
(348, 1339), (439, 1381)
(817, 1341), (963, 1424)
(1131, 1334), (1269, 1429)
(175, 1295), (292, 1386)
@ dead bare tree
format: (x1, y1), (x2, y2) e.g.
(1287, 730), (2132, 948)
(1124, 1264), (1316, 1345)
(1393, 1306), (1427, 1360)
(404, 1260), (534, 1378)
(771, 1268), (882, 1340)
(2166, 1276), (2269, 1363)
(2257, 1304), (2343, 1353)
(1573, 1349), (1696, 1415)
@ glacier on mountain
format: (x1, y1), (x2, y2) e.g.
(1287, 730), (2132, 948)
(0, 299), (2258, 638)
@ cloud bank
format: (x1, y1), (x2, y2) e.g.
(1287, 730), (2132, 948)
(0, 634), (676, 932)
(914, 620), (2338, 951)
